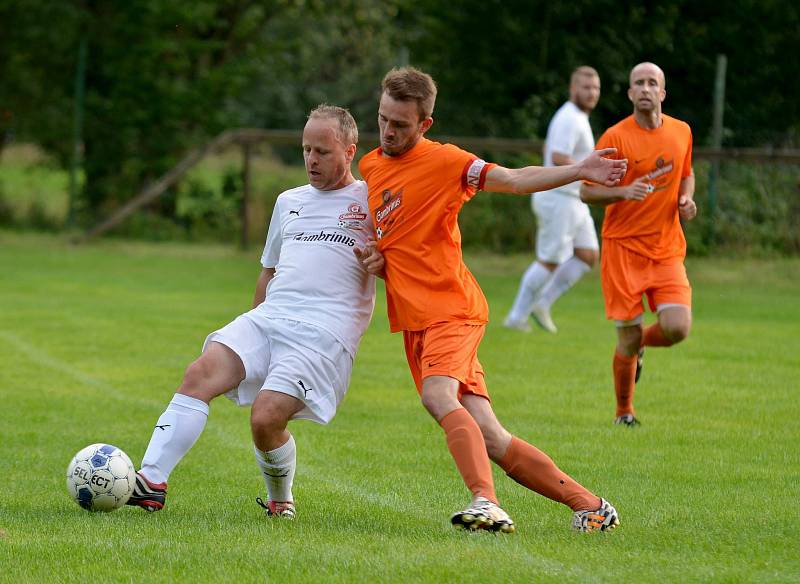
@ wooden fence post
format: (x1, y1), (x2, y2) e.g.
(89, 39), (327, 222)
(240, 140), (252, 250)
(706, 54), (727, 246)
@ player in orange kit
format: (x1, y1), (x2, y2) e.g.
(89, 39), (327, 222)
(359, 67), (626, 532)
(581, 62), (697, 426)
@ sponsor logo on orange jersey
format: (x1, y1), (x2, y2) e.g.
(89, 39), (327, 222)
(645, 157), (674, 181)
(375, 189), (403, 224)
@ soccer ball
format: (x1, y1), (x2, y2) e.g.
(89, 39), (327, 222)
(66, 443), (136, 512)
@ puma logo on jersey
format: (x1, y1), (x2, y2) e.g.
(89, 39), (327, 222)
(155, 424), (171, 431)
(297, 380), (313, 397)
(289, 206), (303, 216)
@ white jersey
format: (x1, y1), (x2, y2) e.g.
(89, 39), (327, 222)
(541, 101), (595, 198)
(258, 180), (375, 357)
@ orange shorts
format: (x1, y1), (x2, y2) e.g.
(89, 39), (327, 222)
(601, 239), (692, 321)
(402, 322), (490, 400)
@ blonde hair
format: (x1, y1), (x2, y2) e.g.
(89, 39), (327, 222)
(381, 67), (438, 120)
(571, 66), (599, 85)
(308, 104), (358, 146)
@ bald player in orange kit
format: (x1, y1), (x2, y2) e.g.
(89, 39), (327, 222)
(359, 67), (626, 533)
(581, 62), (697, 427)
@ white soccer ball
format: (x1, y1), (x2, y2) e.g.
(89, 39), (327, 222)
(66, 443), (136, 512)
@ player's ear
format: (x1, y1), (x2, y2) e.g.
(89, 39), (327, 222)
(627, 87), (634, 103)
(345, 143), (357, 162)
(420, 116), (433, 134)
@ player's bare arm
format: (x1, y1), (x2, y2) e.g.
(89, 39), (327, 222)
(484, 148), (627, 194)
(678, 173), (697, 220)
(580, 176), (651, 206)
(551, 151), (577, 166)
(252, 267), (276, 308)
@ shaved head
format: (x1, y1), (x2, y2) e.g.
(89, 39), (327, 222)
(630, 62), (665, 89)
(627, 61), (667, 123)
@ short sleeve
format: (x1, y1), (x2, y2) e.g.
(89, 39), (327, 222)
(461, 157), (496, 197)
(594, 129), (617, 155)
(260, 198), (283, 268)
(546, 112), (579, 156)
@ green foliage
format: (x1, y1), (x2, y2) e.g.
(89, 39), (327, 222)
(2, 0), (798, 244)
(688, 160), (800, 256)
(76, 1), (281, 222)
(1, 232), (799, 582)
(237, 2), (404, 138)
(175, 171), (241, 241)
(398, 0), (800, 147)
(0, 1), (404, 224)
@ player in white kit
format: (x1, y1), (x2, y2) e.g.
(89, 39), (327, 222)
(126, 105), (384, 518)
(505, 67), (601, 333)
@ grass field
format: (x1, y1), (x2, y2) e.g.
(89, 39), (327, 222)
(1, 230), (798, 583)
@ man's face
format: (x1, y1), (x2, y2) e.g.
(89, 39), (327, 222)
(571, 75), (600, 112)
(302, 117), (354, 191)
(628, 64), (666, 114)
(377, 92), (431, 157)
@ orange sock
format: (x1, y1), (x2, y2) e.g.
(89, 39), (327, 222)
(439, 408), (496, 503)
(613, 350), (638, 417)
(498, 437), (600, 511)
(643, 323), (673, 347)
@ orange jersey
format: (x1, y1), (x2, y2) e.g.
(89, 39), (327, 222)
(358, 138), (495, 332)
(594, 114), (693, 260)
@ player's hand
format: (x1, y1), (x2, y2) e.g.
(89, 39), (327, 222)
(581, 148), (628, 187)
(679, 195), (697, 220)
(354, 239), (385, 277)
(625, 176), (651, 201)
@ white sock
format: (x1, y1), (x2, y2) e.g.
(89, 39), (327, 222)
(507, 261), (553, 321)
(140, 393), (209, 485)
(535, 256), (591, 310)
(254, 435), (296, 503)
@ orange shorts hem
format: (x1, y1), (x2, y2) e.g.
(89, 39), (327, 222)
(403, 322), (490, 400)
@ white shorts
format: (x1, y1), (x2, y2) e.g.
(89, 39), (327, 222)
(532, 192), (599, 264)
(203, 313), (353, 425)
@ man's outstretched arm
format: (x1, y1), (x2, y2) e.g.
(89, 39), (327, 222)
(483, 148), (627, 194)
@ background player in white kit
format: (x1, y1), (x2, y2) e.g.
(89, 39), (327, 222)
(126, 104), (384, 518)
(505, 67), (601, 333)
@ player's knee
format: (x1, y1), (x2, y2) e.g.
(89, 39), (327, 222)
(420, 382), (460, 420)
(664, 321), (691, 344)
(177, 358), (215, 400)
(617, 331), (642, 356)
(250, 403), (287, 438)
(420, 391), (442, 417)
